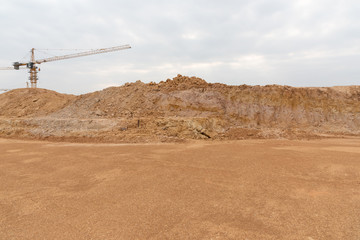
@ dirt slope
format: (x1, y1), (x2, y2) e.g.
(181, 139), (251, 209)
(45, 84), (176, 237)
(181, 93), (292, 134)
(0, 75), (359, 142)
(0, 88), (75, 118)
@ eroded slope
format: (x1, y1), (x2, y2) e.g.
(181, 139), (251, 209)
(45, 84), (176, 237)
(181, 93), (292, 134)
(0, 75), (359, 142)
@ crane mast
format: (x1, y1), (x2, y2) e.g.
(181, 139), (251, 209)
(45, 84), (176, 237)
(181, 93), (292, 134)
(1, 44), (131, 88)
(29, 48), (38, 88)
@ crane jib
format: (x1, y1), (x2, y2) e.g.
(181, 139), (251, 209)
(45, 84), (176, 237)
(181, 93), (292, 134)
(36, 45), (131, 64)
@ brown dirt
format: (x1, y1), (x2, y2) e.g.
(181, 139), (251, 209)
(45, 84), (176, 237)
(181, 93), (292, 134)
(1, 138), (359, 239)
(0, 88), (75, 118)
(0, 75), (359, 142)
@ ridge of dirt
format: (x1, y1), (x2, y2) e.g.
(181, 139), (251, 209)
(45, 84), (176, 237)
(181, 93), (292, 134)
(0, 75), (359, 142)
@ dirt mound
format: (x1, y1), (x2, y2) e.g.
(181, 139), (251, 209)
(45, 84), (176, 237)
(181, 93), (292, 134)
(0, 75), (359, 142)
(0, 88), (75, 118)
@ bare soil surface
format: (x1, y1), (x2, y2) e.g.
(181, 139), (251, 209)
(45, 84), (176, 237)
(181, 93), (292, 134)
(1, 138), (359, 239)
(0, 75), (359, 142)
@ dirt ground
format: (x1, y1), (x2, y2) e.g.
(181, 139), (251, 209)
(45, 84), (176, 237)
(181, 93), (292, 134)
(0, 138), (359, 240)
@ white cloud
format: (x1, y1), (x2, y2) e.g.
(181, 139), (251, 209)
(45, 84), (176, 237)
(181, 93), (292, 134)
(181, 33), (200, 40)
(229, 55), (268, 69)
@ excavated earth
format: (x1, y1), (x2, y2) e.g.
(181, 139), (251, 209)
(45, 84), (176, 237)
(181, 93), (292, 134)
(0, 75), (359, 142)
(1, 75), (360, 239)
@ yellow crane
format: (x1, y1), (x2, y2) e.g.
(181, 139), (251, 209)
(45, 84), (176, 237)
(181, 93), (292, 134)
(0, 44), (131, 88)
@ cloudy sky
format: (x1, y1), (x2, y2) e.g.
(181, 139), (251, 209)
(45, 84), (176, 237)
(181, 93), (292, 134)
(1, 0), (359, 94)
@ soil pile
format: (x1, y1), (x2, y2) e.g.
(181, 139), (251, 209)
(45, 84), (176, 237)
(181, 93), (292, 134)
(0, 74), (359, 142)
(0, 88), (75, 118)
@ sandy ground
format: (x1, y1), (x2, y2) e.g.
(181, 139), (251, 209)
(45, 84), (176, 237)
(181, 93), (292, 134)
(0, 138), (359, 240)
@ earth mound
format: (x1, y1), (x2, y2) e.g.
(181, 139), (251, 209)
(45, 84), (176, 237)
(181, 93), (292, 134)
(0, 75), (359, 142)
(0, 88), (75, 118)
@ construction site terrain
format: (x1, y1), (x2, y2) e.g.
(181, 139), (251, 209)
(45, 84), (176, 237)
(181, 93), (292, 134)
(1, 75), (360, 239)
(0, 75), (359, 142)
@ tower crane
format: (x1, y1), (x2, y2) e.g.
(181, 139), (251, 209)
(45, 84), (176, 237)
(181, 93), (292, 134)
(0, 44), (131, 88)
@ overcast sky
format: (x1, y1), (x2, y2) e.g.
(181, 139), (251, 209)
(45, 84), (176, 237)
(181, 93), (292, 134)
(1, 0), (360, 94)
